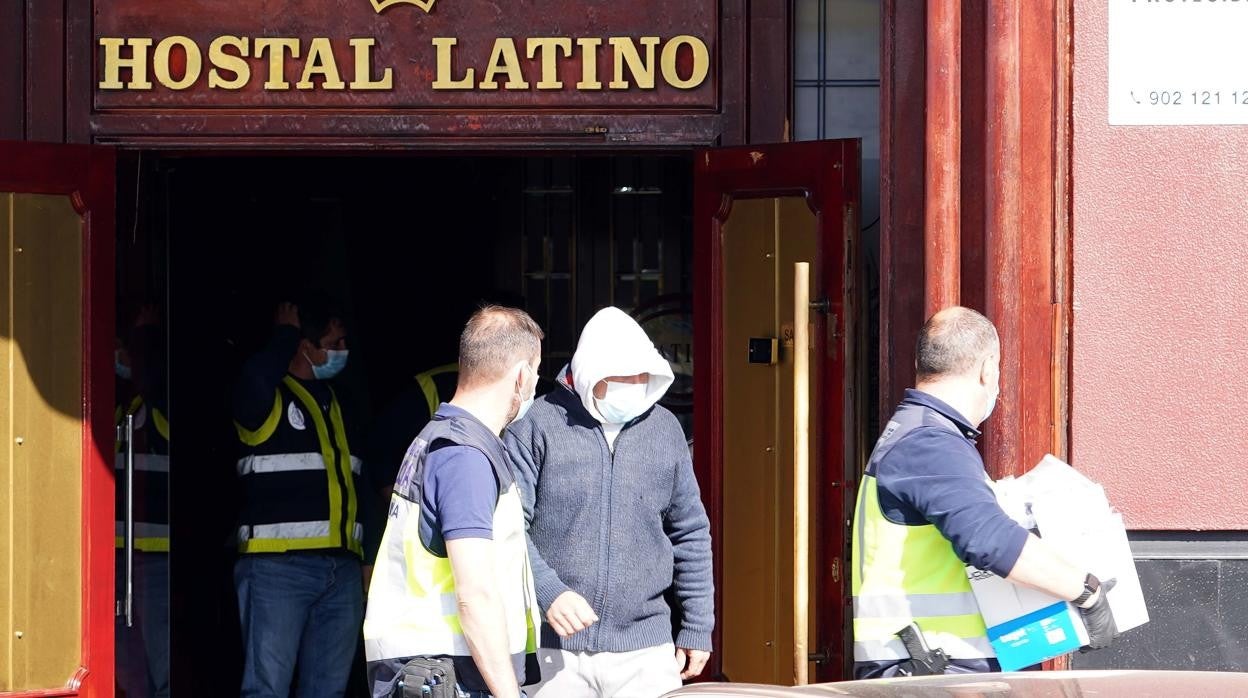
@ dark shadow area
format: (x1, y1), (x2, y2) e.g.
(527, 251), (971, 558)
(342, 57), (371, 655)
(116, 153), (693, 697)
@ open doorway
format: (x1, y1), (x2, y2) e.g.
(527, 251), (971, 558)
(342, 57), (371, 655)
(113, 152), (694, 696)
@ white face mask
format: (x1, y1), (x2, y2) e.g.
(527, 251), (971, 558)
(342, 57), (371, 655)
(982, 383), (999, 422)
(595, 380), (649, 425)
(510, 364), (538, 425)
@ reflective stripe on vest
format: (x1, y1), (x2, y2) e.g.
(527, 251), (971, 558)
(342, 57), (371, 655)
(115, 396), (170, 445)
(115, 396), (170, 552)
(854, 636), (995, 662)
(414, 363), (458, 419)
(115, 521), (171, 553)
(237, 452), (362, 476)
(233, 376), (361, 556)
(237, 521), (364, 546)
(364, 482), (538, 664)
(851, 473), (993, 662)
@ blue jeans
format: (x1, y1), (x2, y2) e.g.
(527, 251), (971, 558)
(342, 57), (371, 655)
(115, 552), (170, 698)
(236, 553), (363, 698)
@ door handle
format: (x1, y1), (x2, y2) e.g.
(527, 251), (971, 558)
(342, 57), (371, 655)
(122, 413), (135, 628)
(793, 262), (812, 686)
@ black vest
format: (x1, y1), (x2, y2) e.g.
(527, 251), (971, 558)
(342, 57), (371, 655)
(392, 405), (512, 557)
(234, 375), (362, 556)
(115, 394), (170, 552)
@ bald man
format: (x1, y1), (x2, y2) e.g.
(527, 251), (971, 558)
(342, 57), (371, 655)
(851, 307), (1118, 678)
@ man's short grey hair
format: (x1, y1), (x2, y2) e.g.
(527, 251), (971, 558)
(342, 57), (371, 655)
(915, 306), (999, 381)
(458, 305), (544, 388)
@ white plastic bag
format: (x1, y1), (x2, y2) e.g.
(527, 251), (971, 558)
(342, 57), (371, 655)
(997, 454), (1150, 634)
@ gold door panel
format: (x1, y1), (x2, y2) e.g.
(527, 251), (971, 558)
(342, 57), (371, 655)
(0, 193), (85, 692)
(720, 197), (818, 684)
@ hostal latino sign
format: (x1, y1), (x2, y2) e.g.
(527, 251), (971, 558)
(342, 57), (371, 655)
(94, 0), (716, 110)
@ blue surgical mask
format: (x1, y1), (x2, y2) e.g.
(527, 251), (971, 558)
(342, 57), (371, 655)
(115, 356), (132, 381)
(309, 349), (349, 380)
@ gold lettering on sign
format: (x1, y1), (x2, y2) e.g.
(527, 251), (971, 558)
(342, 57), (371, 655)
(99, 38), (154, 90)
(98, 34), (712, 94)
(370, 0), (436, 13)
(208, 36), (250, 89)
(576, 38), (604, 90)
(297, 37), (346, 90)
(427, 35), (709, 92)
(431, 37), (474, 89)
(661, 35), (710, 90)
(254, 38), (300, 90)
(609, 36), (659, 90)
(152, 36), (202, 90)
(349, 38), (394, 90)
(527, 38), (572, 90)
(479, 38), (530, 90)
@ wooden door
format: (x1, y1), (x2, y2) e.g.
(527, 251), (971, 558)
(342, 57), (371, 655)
(0, 141), (116, 697)
(692, 140), (865, 683)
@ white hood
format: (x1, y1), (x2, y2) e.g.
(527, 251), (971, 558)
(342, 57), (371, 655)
(569, 307), (674, 424)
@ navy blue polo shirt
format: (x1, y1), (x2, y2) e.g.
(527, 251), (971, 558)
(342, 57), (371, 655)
(873, 389), (1029, 577)
(420, 405), (500, 551)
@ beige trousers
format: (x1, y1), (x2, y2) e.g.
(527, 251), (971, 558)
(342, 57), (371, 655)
(529, 643), (682, 698)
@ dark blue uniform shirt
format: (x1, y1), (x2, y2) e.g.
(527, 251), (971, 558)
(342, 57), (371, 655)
(855, 389), (1031, 679)
(873, 389), (1029, 578)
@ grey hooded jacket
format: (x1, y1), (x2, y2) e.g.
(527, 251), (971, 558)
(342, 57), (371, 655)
(504, 375), (714, 653)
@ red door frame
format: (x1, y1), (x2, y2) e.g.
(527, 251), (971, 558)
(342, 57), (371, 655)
(0, 140), (116, 697)
(693, 140), (862, 682)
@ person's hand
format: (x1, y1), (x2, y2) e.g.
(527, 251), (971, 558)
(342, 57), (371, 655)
(675, 647), (710, 680)
(546, 591), (598, 638)
(1078, 577), (1118, 651)
(275, 302), (300, 329)
(362, 564), (373, 593)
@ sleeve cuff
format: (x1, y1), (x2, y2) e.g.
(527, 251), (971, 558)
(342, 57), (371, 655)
(535, 576), (570, 613)
(442, 527), (493, 541)
(990, 524), (1032, 577)
(675, 628), (713, 652)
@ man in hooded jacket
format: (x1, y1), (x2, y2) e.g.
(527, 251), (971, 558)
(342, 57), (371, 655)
(504, 306), (714, 698)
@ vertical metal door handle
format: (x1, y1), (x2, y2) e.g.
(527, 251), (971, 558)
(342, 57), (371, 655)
(793, 262), (811, 685)
(124, 413), (135, 628)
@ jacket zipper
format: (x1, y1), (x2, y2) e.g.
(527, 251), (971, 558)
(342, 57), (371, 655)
(590, 424), (616, 651)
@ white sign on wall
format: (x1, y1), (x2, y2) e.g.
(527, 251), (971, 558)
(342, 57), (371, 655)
(1109, 0), (1248, 125)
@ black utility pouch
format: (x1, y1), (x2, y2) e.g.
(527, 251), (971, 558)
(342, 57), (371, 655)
(398, 657), (458, 698)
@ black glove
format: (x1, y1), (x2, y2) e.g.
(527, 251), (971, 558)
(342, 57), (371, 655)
(1078, 577), (1118, 651)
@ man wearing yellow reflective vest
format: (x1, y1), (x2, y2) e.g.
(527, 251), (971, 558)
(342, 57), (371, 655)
(232, 297), (371, 698)
(852, 307), (1118, 679)
(365, 305), (543, 698)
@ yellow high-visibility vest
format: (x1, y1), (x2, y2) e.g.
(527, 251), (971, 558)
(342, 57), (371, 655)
(233, 376), (363, 556)
(851, 472), (994, 662)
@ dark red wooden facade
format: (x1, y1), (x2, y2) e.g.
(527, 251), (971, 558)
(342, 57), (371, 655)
(880, 0), (1072, 474)
(880, 0), (1073, 667)
(1, 0), (795, 148)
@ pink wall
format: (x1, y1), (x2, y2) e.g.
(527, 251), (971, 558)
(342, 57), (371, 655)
(1073, 1), (1248, 529)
